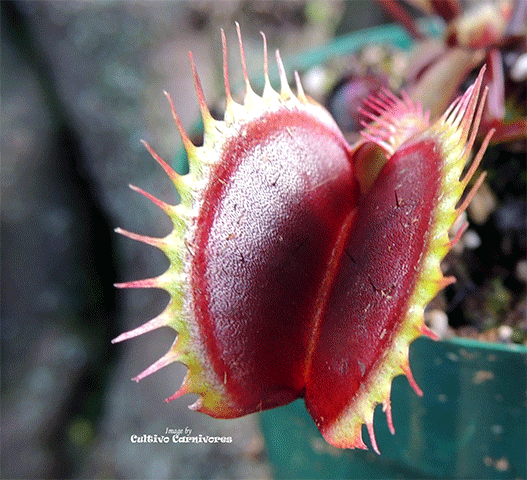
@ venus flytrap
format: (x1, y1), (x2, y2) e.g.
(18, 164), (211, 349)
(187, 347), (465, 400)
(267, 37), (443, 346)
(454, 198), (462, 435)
(114, 26), (492, 453)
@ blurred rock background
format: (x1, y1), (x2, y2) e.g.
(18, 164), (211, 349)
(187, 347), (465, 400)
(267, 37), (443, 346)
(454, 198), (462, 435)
(1, 1), (394, 478)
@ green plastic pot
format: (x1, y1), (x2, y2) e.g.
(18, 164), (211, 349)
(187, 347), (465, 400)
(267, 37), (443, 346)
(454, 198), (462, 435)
(260, 337), (526, 479)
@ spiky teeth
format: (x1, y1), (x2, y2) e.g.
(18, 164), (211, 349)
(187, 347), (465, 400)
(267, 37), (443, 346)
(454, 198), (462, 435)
(114, 25), (492, 454)
(360, 89), (431, 156)
(115, 24), (356, 418)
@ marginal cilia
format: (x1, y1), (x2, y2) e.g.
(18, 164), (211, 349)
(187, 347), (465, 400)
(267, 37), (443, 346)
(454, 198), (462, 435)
(114, 25), (493, 453)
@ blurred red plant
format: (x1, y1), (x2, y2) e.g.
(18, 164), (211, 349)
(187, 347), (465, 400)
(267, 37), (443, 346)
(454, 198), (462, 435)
(381, 0), (526, 146)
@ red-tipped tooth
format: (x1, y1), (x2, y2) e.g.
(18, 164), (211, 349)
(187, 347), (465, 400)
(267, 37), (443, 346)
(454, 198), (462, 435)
(366, 421), (381, 455)
(111, 312), (170, 343)
(133, 349), (179, 382)
(114, 227), (166, 249)
(401, 361), (423, 397)
(420, 323), (440, 341)
(383, 397), (396, 435)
